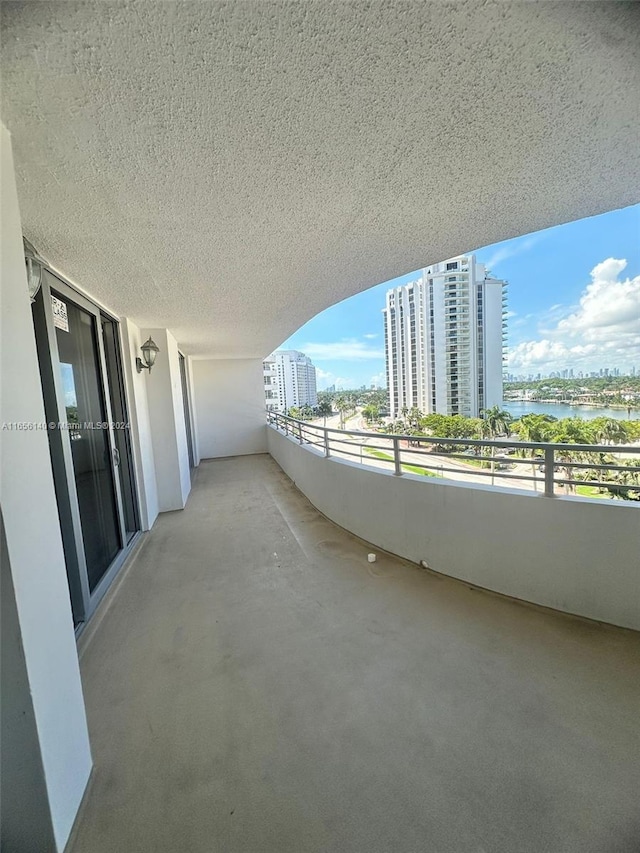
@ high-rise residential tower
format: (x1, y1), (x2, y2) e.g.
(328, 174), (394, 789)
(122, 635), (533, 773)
(383, 255), (506, 418)
(263, 350), (318, 412)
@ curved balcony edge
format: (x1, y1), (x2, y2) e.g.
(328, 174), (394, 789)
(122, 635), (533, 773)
(267, 425), (640, 632)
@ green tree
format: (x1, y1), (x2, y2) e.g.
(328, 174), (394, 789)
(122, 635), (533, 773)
(335, 396), (349, 430)
(480, 406), (513, 438)
(605, 459), (640, 501)
(407, 407), (423, 432)
(513, 413), (557, 488)
(480, 406), (512, 483)
(317, 399), (332, 426)
(552, 418), (596, 494)
(299, 405), (314, 421)
(362, 403), (380, 424)
(592, 417), (628, 445)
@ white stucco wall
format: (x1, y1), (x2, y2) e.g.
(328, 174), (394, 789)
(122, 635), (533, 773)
(192, 359), (267, 458)
(268, 427), (640, 631)
(0, 123), (92, 851)
(142, 328), (191, 512)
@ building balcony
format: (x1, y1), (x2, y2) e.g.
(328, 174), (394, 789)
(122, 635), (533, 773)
(61, 449), (640, 853)
(2, 4), (639, 850)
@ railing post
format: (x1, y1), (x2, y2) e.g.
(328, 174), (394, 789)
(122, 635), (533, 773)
(544, 445), (555, 497)
(324, 428), (330, 458)
(393, 436), (402, 476)
(298, 421), (303, 444)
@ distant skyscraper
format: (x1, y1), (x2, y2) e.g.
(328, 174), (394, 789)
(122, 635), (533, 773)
(383, 254), (505, 418)
(263, 350), (317, 412)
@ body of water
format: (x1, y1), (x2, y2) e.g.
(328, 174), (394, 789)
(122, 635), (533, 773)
(503, 400), (637, 421)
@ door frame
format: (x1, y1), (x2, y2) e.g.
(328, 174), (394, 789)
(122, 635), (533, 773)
(34, 268), (142, 628)
(178, 351), (196, 470)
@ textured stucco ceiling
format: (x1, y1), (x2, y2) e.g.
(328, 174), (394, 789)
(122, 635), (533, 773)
(1, 1), (639, 358)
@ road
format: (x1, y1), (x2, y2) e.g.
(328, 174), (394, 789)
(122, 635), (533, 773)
(302, 411), (545, 492)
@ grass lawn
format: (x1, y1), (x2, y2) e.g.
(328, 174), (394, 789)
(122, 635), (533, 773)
(364, 447), (440, 477)
(454, 454), (488, 468)
(575, 485), (609, 499)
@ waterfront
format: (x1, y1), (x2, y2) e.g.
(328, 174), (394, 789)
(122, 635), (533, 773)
(503, 400), (638, 421)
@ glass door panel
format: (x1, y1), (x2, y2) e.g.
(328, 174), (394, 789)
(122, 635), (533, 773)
(102, 316), (139, 542)
(179, 353), (195, 469)
(53, 291), (121, 591)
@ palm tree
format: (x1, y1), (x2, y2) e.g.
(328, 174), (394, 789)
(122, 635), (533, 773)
(335, 396), (348, 430)
(593, 418), (628, 446)
(480, 406), (513, 484)
(515, 413), (556, 491)
(317, 400), (332, 427)
(552, 418), (596, 494)
(362, 403), (380, 424)
(607, 460), (640, 501)
(480, 405), (513, 438)
(407, 407), (424, 432)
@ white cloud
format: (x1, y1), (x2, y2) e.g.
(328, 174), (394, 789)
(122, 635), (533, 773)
(482, 235), (540, 271)
(369, 372), (386, 387)
(363, 333), (378, 339)
(315, 368), (357, 390)
(335, 377), (356, 389)
(508, 340), (599, 370)
(508, 258), (640, 372)
(301, 338), (385, 361)
(554, 259), (639, 339)
(316, 367), (334, 384)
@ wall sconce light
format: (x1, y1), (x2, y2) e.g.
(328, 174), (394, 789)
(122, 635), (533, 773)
(136, 337), (160, 374)
(24, 238), (43, 303)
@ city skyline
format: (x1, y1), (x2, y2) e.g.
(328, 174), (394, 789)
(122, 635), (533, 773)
(279, 204), (640, 389)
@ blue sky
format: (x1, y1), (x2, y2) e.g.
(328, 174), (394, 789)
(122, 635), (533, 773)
(279, 204), (640, 389)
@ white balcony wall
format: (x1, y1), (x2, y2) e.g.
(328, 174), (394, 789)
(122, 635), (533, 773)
(142, 328), (191, 512)
(0, 123), (92, 852)
(268, 428), (640, 631)
(192, 359), (267, 458)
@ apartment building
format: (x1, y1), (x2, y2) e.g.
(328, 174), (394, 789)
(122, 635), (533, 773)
(383, 255), (506, 418)
(264, 350), (318, 412)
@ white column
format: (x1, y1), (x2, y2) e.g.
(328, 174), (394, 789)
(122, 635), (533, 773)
(120, 318), (159, 529)
(141, 328), (191, 512)
(0, 123), (92, 851)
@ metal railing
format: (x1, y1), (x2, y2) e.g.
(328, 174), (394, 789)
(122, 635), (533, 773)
(267, 412), (640, 500)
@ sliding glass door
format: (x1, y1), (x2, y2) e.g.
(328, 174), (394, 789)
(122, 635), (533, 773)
(33, 270), (139, 627)
(102, 316), (140, 542)
(54, 290), (121, 590)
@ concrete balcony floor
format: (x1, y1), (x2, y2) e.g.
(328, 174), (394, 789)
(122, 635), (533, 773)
(70, 455), (640, 853)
